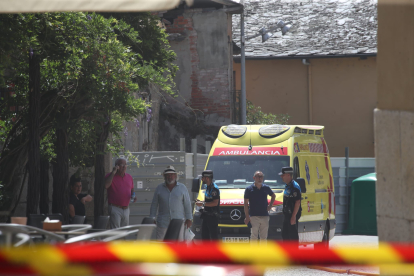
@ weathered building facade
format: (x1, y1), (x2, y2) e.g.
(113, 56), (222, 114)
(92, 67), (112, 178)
(233, 0), (378, 157)
(152, 0), (242, 152)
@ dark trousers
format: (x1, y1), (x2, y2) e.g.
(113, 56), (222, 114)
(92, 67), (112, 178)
(282, 215), (299, 244)
(201, 215), (219, 240)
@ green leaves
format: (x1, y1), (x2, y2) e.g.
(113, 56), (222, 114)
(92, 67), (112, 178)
(246, 100), (290, 125)
(0, 12), (176, 168)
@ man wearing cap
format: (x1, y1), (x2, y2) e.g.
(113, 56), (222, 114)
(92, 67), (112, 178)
(244, 171), (276, 243)
(279, 166), (302, 244)
(195, 170), (220, 240)
(105, 157), (136, 229)
(150, 165), (193, 240)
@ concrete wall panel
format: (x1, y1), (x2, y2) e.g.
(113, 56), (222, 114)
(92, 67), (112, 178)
(377, 216), (410, 242)
(374, 109), (403, 219)
(401, 111), (414, 221)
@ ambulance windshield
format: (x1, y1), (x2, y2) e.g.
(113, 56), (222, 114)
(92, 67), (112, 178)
(205, 155), (290, 189)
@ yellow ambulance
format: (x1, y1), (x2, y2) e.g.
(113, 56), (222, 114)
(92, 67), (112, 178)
(191, 124), (335, 246)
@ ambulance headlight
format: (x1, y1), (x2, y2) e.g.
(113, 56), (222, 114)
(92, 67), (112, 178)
(269, 205), (283, 215)
(259, 125), (290, 138)
(222, 125), (247, 138)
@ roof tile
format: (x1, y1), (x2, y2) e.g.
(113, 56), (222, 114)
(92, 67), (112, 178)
(233, 0), (377, 58)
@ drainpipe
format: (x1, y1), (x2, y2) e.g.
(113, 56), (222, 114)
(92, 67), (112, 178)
(302, 59), (312, 125)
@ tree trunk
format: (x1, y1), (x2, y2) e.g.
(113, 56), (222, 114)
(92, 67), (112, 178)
(94, 121), (110, 218)
(26, 53), (41, 216)
(39, 159), (49, 214)
(148, 83), (160, 151)
(52, 128), (69, 222)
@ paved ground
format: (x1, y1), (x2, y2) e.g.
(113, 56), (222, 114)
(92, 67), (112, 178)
(264, 235), (380, 276)
(329, 234), (379, 248)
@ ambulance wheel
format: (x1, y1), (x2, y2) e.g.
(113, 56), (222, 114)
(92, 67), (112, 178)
(314, 223), (329, 249)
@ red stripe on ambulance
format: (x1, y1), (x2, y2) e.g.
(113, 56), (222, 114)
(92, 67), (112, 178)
(213, 147), (288, 156)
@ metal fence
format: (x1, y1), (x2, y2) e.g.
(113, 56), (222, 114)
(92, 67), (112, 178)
(117, 148), (209, 225)
(331, 156), (376, 234)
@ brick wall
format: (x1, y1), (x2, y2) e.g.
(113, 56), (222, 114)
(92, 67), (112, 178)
(166, 13), (231, 120)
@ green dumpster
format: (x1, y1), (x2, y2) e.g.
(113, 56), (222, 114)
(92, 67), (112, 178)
(342, 173), (377, 235)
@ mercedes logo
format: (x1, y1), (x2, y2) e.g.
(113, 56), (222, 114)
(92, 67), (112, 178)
(230, 209), (242, 220)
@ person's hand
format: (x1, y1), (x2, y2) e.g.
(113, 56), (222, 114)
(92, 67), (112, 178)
(81, 195), (93, 204)
(133, 196), (137, 203)
(244, 217), (250, 225)
(195, 201), (203, 207)
(112, 165), (119, 174)
(267, 205), (272, 212)
(185, 219), (192, 229)
(290, 216), (296, 225)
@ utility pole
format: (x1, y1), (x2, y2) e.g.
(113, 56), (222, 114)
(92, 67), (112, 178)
(240, 10), (246, 125)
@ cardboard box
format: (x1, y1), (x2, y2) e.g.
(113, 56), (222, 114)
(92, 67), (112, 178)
(43, 221), (62, 231)
(11, 217), (27, 225)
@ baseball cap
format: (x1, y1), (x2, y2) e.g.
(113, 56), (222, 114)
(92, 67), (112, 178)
(278, 166), (293, 175)
(202, 170), (213, 178)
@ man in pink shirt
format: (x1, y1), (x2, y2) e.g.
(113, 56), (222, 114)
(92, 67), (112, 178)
(105, 157), (136, 229)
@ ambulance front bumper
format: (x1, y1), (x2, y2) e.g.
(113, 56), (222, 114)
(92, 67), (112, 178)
(191, 213), (284, 240)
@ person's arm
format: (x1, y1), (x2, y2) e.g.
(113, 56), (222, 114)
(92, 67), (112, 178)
(81, 195), (93, 204)
(204, 199), (219, 207)
(131, 189), (137, 202)
(290, 188), (302, 225)
(195, 200), (203, 207)
(244, 198), (250, 225)
(267, 193), (276, 211)
(129, 175), (137, 202)
(69, 204), (75, 218)
(291, 200), (301, 225)
(183, 188), (193, 228)
(105, 166), (118, 189)
(149, 186), (159, 224)
(243, 188), (250, 224)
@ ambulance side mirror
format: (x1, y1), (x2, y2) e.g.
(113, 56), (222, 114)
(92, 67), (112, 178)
(296, 178), (307, 193)
(192, 176), (201, 193)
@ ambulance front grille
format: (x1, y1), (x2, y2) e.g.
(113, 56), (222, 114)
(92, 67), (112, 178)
(218, 206), (245, 225)
(219, 227), (250, 235)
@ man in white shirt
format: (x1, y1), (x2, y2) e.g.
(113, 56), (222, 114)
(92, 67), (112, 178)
(150, 166), (193, 240)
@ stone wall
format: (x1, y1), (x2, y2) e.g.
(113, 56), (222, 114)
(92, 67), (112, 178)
(157, 7), (234, 152)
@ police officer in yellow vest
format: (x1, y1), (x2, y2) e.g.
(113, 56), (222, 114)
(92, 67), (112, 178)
(195, 170), (220, 240)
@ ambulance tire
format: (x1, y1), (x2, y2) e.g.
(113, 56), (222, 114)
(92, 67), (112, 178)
(314, 222), (329, 249)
